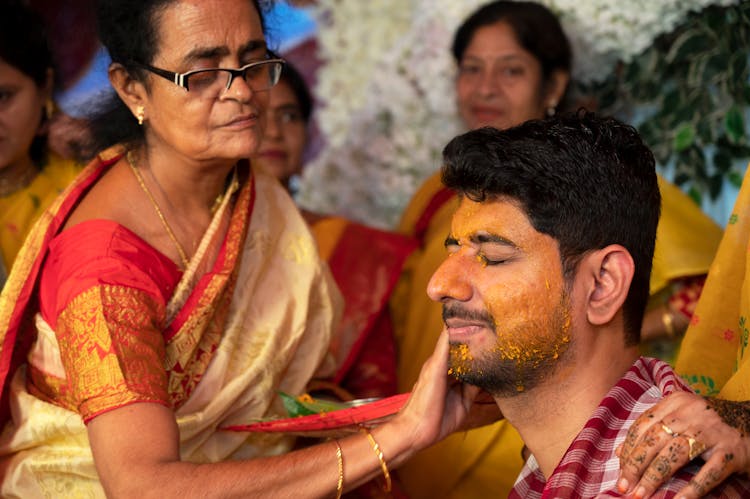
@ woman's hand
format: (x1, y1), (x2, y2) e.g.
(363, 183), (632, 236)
(616, 391), (750, 498)
(390, 329), (502, 452)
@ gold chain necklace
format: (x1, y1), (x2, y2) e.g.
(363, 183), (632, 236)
(126, 150), (191, 269)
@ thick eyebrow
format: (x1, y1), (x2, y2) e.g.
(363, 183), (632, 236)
(444, 233), (517, 248)
(181, 39), (267, 66)
(471, 232), (518, 248)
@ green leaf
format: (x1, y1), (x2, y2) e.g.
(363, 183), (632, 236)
(278, 391), (350, 417)
(725, 106), (747, 143)
(673, 123), (696, 151)
(688, 186), (703, 205)
(729, 170), (745, 188)
(279, 392), (317, 417)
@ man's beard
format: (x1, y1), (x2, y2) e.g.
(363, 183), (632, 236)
(445, 294), (572, 397)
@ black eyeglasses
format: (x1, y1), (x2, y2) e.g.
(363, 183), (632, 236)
(135, 58), (285, 96)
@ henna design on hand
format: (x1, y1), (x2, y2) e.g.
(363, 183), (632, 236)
(707, 399), (750, 437)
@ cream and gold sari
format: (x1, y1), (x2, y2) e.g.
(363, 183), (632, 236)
(0, 151), (340, 497)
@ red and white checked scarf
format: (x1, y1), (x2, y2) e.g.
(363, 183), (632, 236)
(509, 357), (750, 498)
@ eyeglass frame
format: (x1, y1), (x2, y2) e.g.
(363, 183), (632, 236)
(133, 58), (285, 92)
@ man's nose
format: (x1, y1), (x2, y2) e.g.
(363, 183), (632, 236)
(427, 253), (474, 303)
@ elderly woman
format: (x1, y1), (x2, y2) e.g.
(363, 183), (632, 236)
(0, 1), (485, 496)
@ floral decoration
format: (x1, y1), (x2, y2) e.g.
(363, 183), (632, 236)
(297, 0), (742, 228)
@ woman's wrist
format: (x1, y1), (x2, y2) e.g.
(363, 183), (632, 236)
(371, 415), (424, 469)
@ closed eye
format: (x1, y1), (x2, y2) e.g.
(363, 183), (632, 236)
(477, 253), (507, 266)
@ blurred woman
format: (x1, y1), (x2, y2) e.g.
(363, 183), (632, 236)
(0, 0), (491, 496)
(255, 60), (417, 400)
(392, 2), (723, 497)
(0, 3), (80, 285)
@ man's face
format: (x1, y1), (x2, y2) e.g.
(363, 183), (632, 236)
(427, 196), (573, 396)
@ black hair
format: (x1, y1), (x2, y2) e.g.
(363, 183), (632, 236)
(0, 1), (54, 166)
(441, 111), (661, 344)
(452, 1), (571, 93)
(84, 0), (267, 158)
(279, 60), (312, 123)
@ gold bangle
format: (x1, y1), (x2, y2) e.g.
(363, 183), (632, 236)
(334, 440), (343, 499)
(362, 428), (391, 493)
(661, 305), (675, 338)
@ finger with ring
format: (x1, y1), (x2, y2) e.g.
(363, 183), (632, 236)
(687, 437), (706, 461)
(661, 423), (676, 436)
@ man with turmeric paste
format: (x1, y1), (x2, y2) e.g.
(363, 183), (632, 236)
(425, 112), (749, 497)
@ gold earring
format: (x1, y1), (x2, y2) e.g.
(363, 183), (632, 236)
(136, 105), (145, 125)
(45, 99), (55, 120)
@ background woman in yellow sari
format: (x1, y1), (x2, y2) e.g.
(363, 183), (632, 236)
(0, 3), (80, 286)
(392, 2), (723, 497)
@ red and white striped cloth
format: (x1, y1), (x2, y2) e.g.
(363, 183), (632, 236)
(509, 357), (750, 498)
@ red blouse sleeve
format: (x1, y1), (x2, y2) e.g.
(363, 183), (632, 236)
(35, 220), (182, 422)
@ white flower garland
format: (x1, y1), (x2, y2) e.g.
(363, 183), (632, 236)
(297, 0), (738, 228)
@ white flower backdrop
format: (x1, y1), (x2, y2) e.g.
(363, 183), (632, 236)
(296, 0), (739, 229)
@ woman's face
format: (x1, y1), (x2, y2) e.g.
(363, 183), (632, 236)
(137, 0), (269, 163)
(0, 58), (46, 170)
(455, 21), (550, 131)
(254, 79), (307, 187)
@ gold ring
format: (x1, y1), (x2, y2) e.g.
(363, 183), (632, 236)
(687, 437), (706, 461)
(661, 423), (675, 436)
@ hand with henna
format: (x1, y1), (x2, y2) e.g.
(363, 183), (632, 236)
(615, 391), (750, 498)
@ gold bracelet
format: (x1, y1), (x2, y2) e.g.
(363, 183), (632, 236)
(362, 428), (391, 493)
(661, 304), (676, 338)
(334, 440), (344, 499)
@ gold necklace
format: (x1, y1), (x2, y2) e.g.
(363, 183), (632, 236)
(126, 150), (191, 269)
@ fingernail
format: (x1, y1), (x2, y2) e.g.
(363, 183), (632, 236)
(634, 486), (646, 499)
(617, 478), (629, 492)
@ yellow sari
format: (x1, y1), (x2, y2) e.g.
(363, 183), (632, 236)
(0, 152), (340, 497)
(391, 170), (722, 498)
(676, 164), (750, 401)
(0, 153), (80, 282)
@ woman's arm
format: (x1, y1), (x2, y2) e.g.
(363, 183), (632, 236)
(87, 329), (500, 498)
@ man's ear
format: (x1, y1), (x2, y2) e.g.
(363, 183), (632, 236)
(108, 63), (147, 119)
(581, 245), (634, 326)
